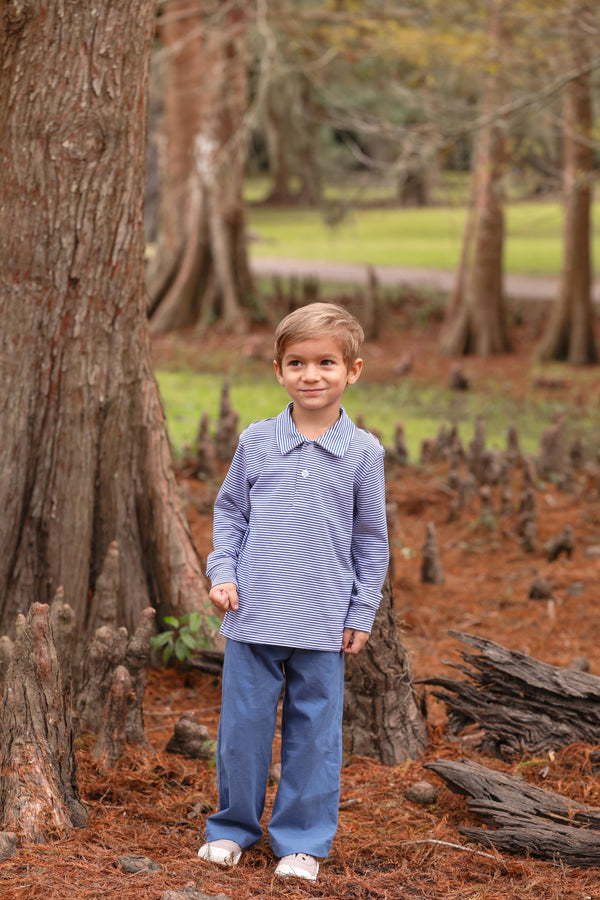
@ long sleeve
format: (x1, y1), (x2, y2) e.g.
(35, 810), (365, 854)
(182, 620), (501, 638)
(345, 450), (389, 633)
(206, 442), (250, 587)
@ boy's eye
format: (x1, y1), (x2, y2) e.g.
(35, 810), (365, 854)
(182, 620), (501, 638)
(321, 359), (334, 366)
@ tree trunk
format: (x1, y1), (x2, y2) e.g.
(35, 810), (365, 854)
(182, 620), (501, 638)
(0, 604), (87, 841)
(263, 80), (296, 204)
(440, 0), (512, 357)
(343, 575), (428, 765)
(536, 1), (597, 365)
(148, 0), (252, 334)
(0, 0), (210, 641)
(295, 73), (323, 207)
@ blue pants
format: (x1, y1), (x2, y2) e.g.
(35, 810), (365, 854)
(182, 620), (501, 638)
(205, 639), (345, 858)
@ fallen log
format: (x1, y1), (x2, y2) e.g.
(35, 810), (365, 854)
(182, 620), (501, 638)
(425, 758), (600, 868)
(421, 631), (600, 758)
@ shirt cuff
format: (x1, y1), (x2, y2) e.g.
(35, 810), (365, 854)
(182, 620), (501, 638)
(207, 566), (238, 589)
(344, 596), (380, 633)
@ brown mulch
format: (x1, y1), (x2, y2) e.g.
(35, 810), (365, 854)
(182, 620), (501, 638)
(2, 308), (600, 899)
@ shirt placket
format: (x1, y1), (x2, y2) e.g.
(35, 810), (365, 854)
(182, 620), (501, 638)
(294, 441), (316, 504)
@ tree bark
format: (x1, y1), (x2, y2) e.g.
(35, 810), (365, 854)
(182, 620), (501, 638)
(0, 604), (87, 841)
(426, 758), (600, 868)
(423, 631), (600, 759)
(295, 73), (323, 207)
(343, 575), (428, 765)
(0, 0), (210, 641)
(148, 0), (252, 334)
(263, 78), (296, 204)
(91, 665), (134, 767)
(440, 0), (512, 357)
(536, 1), (598, 365)
(76, 603), (155, 749)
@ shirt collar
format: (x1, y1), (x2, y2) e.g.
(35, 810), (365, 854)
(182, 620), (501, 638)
(275, 402), (355, 458)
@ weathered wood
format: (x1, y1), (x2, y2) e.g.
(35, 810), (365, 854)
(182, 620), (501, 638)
(50, 587), (75, 684)
(195, 412), (218, 479)
(90, 542), (120, 631)
(76, 625), (129, 735)
(546, 524), (574, 561)
(505, 424), (521, 465)
(425, 758), (600, 867)
(518, 457), (538, 552)
(343, 576), (428, 765)
(215, 380), (239, 463)
(166, 713), (215, 759)
(498, 461), (512, 515)
(421, 522), (444, 585)
(386, 421), (408, 466)
(423, 632), (600, 758)
(0, 636), (13, 680)
(466, 416), (487, 483)
(91, 666), (134, 766)
(0, 833), (17, 861)
(185, 648), (225, 676)
(123, 607), (155, 748)
(537, 415), (566, 476)
(77, 606), (154, 749)
(0, 604), (87, 842)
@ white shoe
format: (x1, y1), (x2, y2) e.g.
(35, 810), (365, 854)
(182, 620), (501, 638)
(275, 852), (319, 881)
(198, 838), (242, 867)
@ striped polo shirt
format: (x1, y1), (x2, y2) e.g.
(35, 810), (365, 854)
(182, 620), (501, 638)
(206, 403), (389, 651)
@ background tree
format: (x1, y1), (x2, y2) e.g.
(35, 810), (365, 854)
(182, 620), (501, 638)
(537, 0), (598, 365)
(0, 0), (211, 641)
(440, 0), (512, 357)
(148, 0), (253, 334)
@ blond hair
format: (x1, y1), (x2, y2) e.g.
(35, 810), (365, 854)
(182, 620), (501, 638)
(274, 302), (364, 368)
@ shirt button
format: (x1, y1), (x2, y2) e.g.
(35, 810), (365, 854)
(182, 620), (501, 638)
(301, 469), (309, 478)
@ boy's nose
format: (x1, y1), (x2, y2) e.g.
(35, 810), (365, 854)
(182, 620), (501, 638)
(303, 365), (320, 381)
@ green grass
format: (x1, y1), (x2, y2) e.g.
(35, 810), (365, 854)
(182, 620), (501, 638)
(247, 201), (600, 277)
(157, 369), (599, 465)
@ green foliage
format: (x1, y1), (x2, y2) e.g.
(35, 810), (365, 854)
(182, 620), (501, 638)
(150, 611), (221, 665)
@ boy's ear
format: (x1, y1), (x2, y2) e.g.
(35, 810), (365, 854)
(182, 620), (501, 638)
(273, 359), (284, 385)
(346, 357), (363, 384)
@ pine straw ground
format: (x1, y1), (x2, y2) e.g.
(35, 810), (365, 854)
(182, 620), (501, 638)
(2, 304), (600, 899)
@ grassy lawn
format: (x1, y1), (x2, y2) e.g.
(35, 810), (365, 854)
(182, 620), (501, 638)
(247, 200), (598, 277)
(157, 368), (599, 465)
(156, 178), (599, 463)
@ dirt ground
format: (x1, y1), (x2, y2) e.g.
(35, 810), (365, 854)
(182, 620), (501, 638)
(2, 305), (600, 900)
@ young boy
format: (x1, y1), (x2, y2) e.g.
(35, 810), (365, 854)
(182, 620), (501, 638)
(198, 302), (389, 881)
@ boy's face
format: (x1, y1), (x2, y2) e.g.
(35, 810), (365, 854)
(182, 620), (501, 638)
(273, 335), (362, 418)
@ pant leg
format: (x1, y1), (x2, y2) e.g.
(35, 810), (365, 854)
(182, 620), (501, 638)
(268, 648), (344, 859)
(206, 640), (285, 848)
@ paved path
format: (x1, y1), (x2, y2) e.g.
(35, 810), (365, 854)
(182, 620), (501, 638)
(251, 256), (600, 303)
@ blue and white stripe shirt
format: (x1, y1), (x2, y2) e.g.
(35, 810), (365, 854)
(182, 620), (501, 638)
(206, 403), (389, 651)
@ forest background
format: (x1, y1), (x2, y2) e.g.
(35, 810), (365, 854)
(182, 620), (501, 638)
(1, 1), (600, 898)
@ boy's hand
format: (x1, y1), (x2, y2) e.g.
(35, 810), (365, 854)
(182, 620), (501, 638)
(209, 582), (239, 612)
(341, 628), (369, 655)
